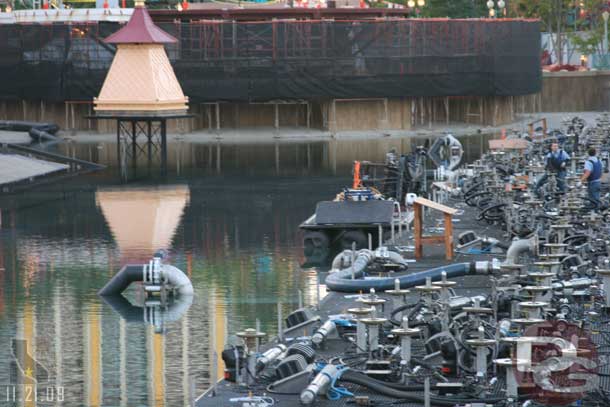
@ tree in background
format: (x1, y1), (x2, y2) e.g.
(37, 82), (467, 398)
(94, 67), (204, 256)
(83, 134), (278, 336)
(372, 0), (488, 17)
(515, 0), (610, 65)
(515, 0), (573, 65)
(421, 0), (487, 17)
(569, 0), (610, 66)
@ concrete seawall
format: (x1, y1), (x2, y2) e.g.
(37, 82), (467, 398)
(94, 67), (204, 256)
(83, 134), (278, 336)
(0, 95), (536, 134)
(0, 71), (607, 134)
(541, 70), (610, 112)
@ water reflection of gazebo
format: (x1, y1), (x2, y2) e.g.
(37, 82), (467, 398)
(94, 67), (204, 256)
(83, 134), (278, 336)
(95, 184), (190, 262)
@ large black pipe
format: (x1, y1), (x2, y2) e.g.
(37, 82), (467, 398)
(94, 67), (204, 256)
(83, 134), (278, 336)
(0, 120), (60, 142)
(0, 120), (59, 134)
(98, 265), (143, 296)
(29, 127), (60, 142)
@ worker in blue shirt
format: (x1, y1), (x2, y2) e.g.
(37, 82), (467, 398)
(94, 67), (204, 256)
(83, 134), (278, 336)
(580, 147), (603, 204)
(535, 143), (570, 197)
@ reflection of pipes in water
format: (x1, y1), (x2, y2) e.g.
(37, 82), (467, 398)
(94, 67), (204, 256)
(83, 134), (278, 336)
(100, 294), (193, 333)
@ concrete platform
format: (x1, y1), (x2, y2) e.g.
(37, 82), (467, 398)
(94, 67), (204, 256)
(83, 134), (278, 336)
(0, 153), (69, 186)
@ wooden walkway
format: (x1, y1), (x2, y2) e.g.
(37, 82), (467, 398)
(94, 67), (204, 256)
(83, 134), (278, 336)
(0, 153), (69, 186)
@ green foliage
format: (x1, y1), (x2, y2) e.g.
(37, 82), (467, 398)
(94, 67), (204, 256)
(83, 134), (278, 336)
(374, 0), (487, 17)
(513, 0), (609, 63)
(570, 25), (604, 56)
(514, 0), (608, 33)
(569, 0), (609, 56)
(422, 0), (487, 18)
(569, 31), (603, 55)
(514, 0), (570, 32)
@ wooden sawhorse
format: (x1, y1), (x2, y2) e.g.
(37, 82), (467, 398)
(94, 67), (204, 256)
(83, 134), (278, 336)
(413, 197), (458, 261)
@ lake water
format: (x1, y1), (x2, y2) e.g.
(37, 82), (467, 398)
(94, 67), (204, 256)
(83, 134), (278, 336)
(0, 134), (490, 406)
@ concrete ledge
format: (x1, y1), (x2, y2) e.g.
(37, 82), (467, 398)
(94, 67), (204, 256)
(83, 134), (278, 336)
(543, 70), (610, 78)
(542, 71), (610, 111)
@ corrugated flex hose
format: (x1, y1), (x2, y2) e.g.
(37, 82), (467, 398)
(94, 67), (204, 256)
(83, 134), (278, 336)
(325, 259), (476, 293)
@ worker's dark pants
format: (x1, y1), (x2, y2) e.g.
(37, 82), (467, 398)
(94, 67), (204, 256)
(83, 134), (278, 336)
(588, 180), (601, 205)
(535, 171), (566, 196)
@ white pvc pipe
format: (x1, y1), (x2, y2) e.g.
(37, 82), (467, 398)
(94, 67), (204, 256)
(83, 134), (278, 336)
(161, 264), (194, 296)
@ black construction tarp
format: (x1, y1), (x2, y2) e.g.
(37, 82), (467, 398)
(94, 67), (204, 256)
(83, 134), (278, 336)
(0, 19), (541, 102)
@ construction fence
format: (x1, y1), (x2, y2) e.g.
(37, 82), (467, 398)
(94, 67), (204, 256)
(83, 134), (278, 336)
(0, 18), (541, 102)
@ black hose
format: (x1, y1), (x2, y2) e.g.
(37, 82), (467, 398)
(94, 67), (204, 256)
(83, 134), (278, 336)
(0, 120), (59, 134)
(0, 120), (61, 144)
(345, 374), (437, 391)
(339, 370), (515, 406)
(389, 302), (423, 326)
(462, 181), (484, 197)
(464, 191), (492, 207)
(390, 302), (418, 318)
(478, 203), (506, 222)
(495, 240), (510, 250)
(563, 234), (588, 246)
(475, 196), (495, 210)
(409, 357), (438, 371)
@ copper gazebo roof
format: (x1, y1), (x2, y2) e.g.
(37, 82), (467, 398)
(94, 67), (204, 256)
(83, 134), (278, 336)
(104, 4), (177, 44)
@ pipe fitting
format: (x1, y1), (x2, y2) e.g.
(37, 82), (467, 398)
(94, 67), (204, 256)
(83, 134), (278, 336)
(300, 364), (340, 405)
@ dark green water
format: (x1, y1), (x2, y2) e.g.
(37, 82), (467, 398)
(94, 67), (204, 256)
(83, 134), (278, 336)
(0, 135), (490, 407)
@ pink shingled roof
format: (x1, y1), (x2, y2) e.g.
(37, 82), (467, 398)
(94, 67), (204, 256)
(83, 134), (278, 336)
(105, 6), (177, 44)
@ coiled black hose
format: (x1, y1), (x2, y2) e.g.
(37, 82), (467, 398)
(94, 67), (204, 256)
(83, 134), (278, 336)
(464, 191), (492, 207)
(462, 181), (484, 197)
(476, 197), (495, 210)
(477, 203), (506, 222)
(563, 234), (588, 247)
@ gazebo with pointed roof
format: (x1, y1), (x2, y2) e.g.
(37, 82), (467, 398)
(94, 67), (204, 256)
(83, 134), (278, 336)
(94, 1), (188, 116)
(93, 1), (189, 174)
